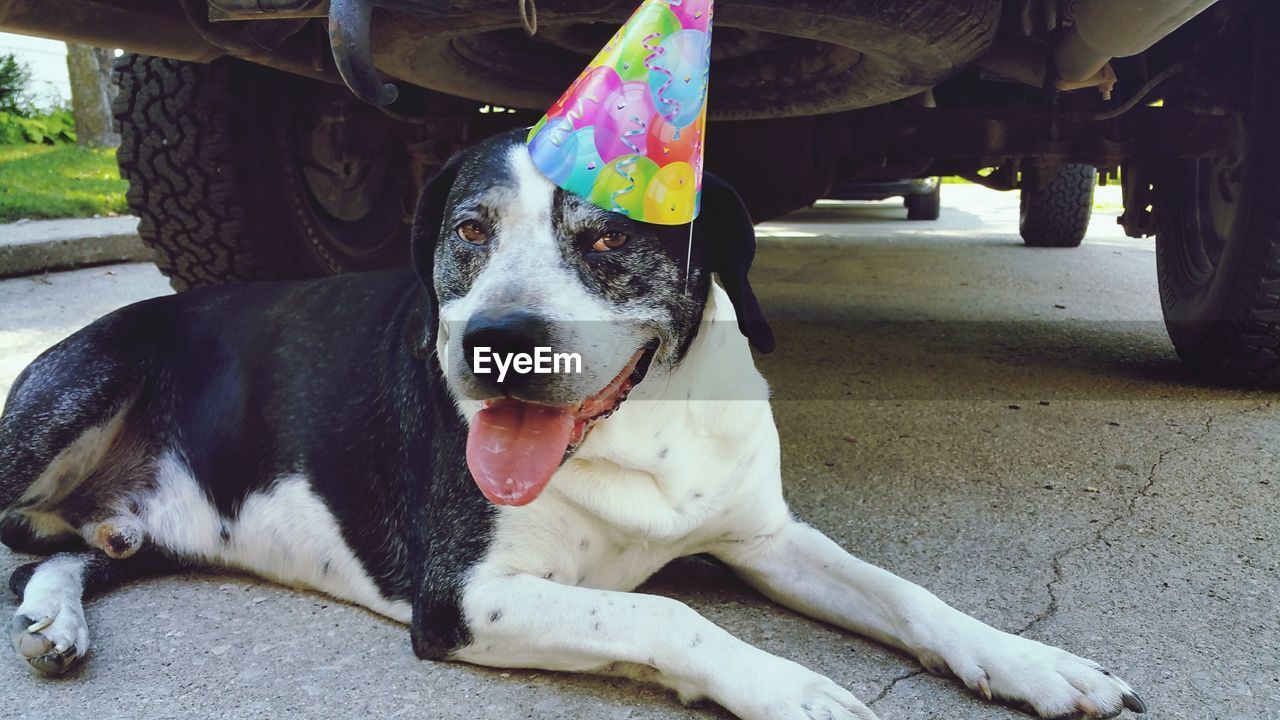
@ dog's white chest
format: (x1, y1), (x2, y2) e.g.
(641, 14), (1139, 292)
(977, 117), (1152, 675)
(482, 486), (703, 593)
(481, 394), (782, 593)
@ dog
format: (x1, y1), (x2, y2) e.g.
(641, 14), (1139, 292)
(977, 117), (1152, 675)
(1, 129), (1145, 720)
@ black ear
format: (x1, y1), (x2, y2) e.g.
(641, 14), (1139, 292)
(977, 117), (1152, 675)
(411, 154), (464, 288)
(409, 154), (465, 344)
(695, 172), (775, 353)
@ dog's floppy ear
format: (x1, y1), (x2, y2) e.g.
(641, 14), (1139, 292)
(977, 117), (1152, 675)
(408, 153), (465, 351)
(410, 154), (464, 287)
(695, 173), (775, 353)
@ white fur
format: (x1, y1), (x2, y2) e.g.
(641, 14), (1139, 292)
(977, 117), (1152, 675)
(455, 565), (878, 720)
(8, 456), (410, 674)
(140, 453), (410, 622)
(11, 554), (90, 669)
(716, 522), (1139, 718)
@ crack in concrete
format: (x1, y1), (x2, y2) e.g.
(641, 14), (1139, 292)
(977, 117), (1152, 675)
(866, 668), (926, 707)
(1016, 401), (1274, 637)
(860, 400), (1275, 711)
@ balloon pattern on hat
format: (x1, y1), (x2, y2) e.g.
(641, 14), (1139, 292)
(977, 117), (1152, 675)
(527, 0), (711, 225)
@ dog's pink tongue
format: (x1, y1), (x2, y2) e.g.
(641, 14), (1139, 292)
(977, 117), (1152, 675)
(466, 399), (575, 506)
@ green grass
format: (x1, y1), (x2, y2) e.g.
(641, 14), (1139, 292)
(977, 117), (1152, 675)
(0, 144), (128, 222)
(944, 174), (1122, 211)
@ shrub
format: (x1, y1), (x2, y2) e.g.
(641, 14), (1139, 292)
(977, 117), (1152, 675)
(0, 52), (76, 144)
(0, 108), (76, 144)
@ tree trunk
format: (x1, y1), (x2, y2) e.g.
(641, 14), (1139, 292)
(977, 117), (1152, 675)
(66, 44), (119, 148)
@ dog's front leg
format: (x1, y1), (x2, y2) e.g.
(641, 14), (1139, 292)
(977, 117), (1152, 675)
(428, 565), (878, 720)
(714, 520), (1146, 719)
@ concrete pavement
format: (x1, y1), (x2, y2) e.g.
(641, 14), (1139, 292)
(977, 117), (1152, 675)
(1, 185), (1276, 720)
(0, 216), (148, 278)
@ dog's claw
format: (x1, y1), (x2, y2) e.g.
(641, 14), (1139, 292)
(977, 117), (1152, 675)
(27, 644), (76, 675)
(976, 676), (992, 701)
(26, 617), (52, 634)
(1121, 692), (1146, 713)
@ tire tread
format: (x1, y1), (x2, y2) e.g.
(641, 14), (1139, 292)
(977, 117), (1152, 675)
(1020, 165), (1096, 248)
(112, 55), (274, 290)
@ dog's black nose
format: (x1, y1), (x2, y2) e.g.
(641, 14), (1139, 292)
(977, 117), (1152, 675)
(462, 309), (551, 390)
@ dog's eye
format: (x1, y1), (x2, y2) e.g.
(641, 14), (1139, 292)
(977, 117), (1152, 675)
(590, 232), (628, 253)
(456, 220), (488, 245)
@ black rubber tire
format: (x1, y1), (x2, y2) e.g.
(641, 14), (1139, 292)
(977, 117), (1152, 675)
(112, 55), (415, 290)
(1155, 0), (1280, 385)
(1019, 165), (1096, 247)
(905, 185), (941, 221)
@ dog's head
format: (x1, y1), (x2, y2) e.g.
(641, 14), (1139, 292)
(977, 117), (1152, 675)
(410, 129), (772, 505)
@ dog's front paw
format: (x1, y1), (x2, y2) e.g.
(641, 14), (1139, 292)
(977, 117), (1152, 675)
(720, 657), (879, 720)
(923, 631), (1145, 719)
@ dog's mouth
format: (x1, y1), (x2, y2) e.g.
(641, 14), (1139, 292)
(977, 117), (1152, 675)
(465, 343), (658, 507)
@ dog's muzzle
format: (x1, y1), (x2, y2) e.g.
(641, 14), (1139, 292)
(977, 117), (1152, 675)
(463, 334), (658, 507)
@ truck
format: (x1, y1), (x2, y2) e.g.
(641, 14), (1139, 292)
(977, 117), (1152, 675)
(1, 0), (1275, 384)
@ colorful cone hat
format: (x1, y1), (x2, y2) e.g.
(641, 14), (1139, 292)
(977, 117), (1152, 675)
(527, 0), (712, 225)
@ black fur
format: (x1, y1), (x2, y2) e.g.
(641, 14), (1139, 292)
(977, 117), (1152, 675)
(7, 561), (35, 599)
(694, 173), (775, 353)
(9, 550), (184, 602)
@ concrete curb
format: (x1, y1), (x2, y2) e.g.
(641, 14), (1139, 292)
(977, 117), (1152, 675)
(0, 216), (150, 278)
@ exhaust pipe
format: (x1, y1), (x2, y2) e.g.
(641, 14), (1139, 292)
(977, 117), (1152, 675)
(1053, 0), (1220, 83)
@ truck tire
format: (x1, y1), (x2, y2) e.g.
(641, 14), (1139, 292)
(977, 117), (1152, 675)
(1019, 165), (1096, 248)
(112, 55), (417, 290)
(1155, 0), (1280, 385)
(905, 184), (941, 221)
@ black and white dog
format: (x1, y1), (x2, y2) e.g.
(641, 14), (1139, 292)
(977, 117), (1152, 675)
(1, 129), (1144, 720)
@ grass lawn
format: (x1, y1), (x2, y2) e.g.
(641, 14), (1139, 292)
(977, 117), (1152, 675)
(944, 175), (1123, 212)
(0, 144), (128, 222)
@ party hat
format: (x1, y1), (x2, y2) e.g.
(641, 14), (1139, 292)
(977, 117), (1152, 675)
(527, 0), (712, 225)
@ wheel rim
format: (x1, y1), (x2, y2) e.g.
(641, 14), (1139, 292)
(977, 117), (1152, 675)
(284, 94), (411, 266)
(1180, 150), (1243, 287)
